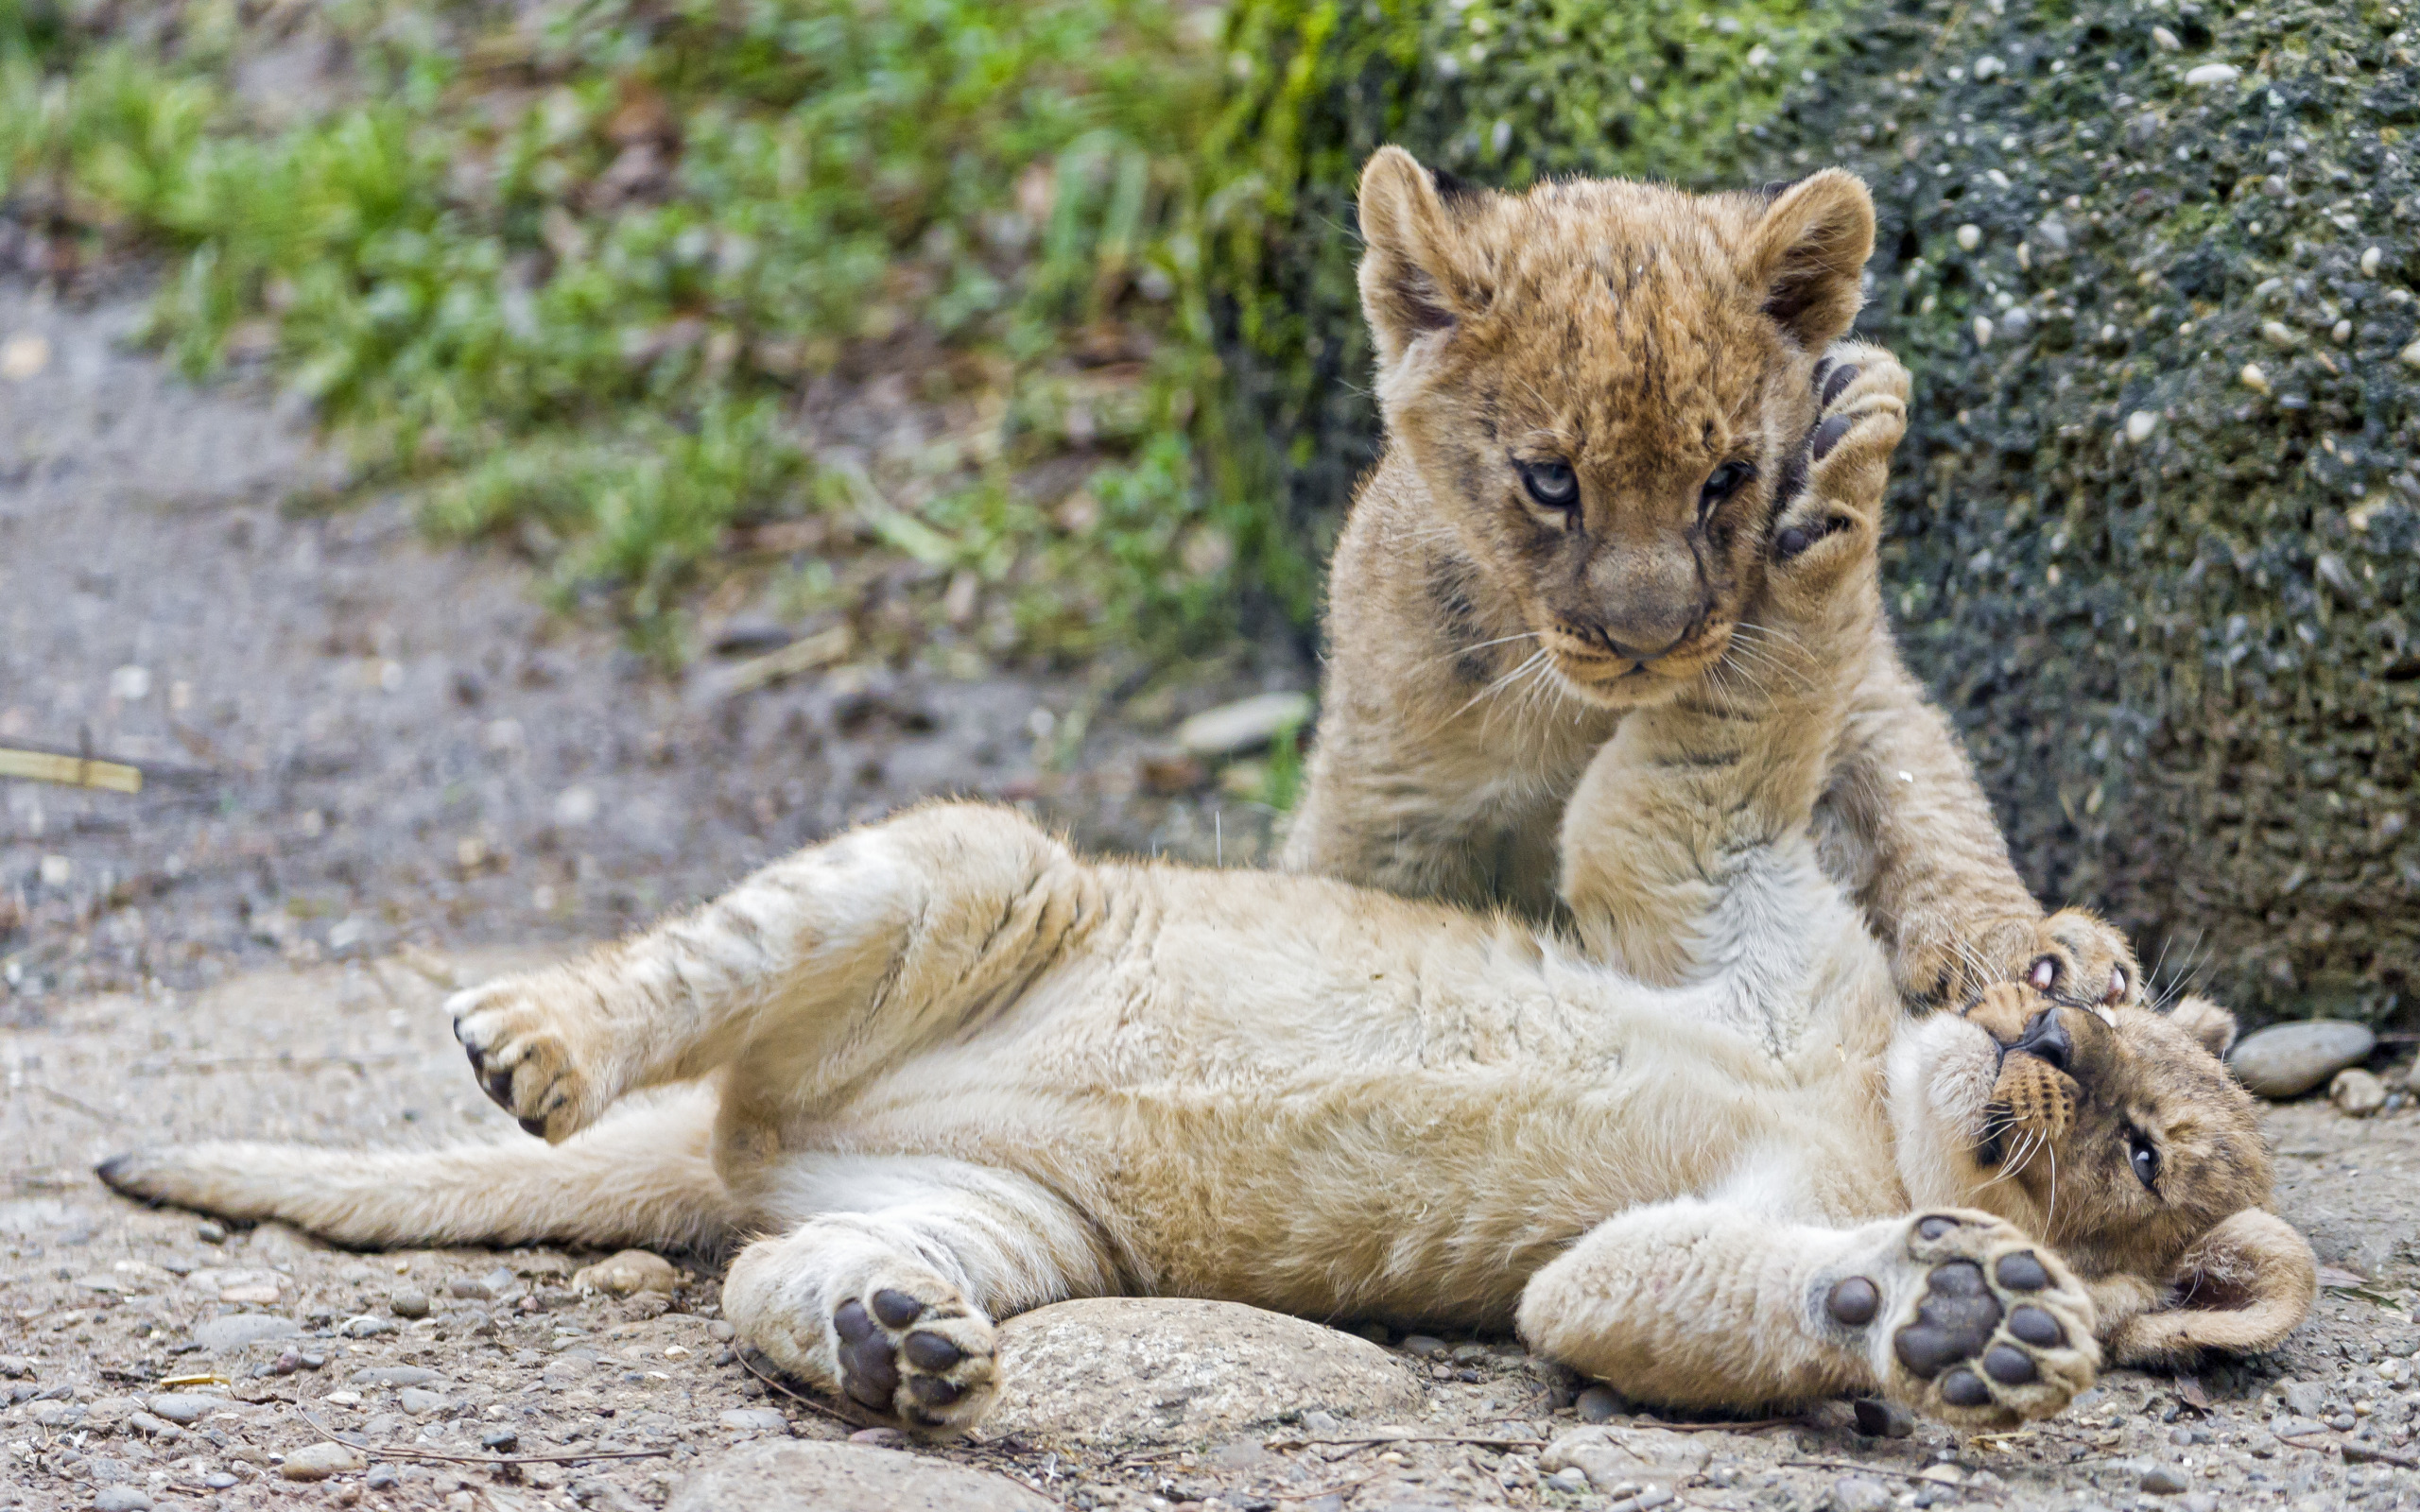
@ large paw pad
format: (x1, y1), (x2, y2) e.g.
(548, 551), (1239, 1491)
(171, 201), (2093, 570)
(830, 1285), (996, 1434)
(1830, 1211), (2098, 1427)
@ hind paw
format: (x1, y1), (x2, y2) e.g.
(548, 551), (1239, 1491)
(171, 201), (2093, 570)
(829, 1280), (998, 1435)
(447, 977), (612, 1142)
(1824, 1210), (2099, 1427)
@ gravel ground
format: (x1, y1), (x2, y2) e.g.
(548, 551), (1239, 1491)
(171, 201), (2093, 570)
(8, 284), (2420, 1512)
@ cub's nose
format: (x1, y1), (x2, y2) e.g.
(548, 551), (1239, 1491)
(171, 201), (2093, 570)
(2009, 1008), (2073, 1074)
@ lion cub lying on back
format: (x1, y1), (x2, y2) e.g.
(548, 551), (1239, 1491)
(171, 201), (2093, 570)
(99, 338), (2312, 1438)
(1286, 148), (2134, 1012)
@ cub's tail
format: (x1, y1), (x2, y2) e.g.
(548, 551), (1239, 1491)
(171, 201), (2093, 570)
(95, 1087), (738, 1252)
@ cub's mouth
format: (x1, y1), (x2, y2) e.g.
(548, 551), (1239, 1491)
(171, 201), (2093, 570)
(1542, 627), (1737, 708)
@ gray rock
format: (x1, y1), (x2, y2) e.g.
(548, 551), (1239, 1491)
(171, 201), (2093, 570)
(1831, 1476), (1893, 1512)
(1400, 1335), (1448, 1358)
(123, 1411), (176, 1439)
(389, 1286), (431, 1319)
(667, 1440), (1055, 1511)
(1175, 692), (1313, 757)
(191, 1314), (300, 1352)
(2227, 1021), (2376, 1099)
(718, 1407), (788, 1433)
(396, 1387), (450, 1416)
(351, 1366), (441, 1388)
(1575, 1384), (1624, 1423)
(1544, 1468), (1590, 1494)
(0, 1355), (29, 1378)
(91, 1489), (153, 1512)
(2141, 1465), (2190, 1494)
(280, 1441), (363, 1481)
(145, 1393), (222, 1425)
(2282, 1380), (2329, 1417)
(984, 1297), (1419, 1448)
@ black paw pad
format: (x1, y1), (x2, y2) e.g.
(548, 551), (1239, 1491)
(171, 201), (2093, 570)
(1982, 1344), (2037, 1384)
(902, 1332), (962, 1370)
(1821, 363), (1862, 407)
(1810, 413), (1854, 460)
(2008, 1304), (2064, 1349)
(834, 1299), (898, 1409)
(516, 1115), (547, 1138)
(1773, 515), (1851, 564)
(872, 1289), (925, 1329)
(908, 1375), (963, 1405)
(1915, 1215), (1961, 1241)
(481, 1066), (516, 1110)
(1893, 1260), (2004, 1379)
(1941, 1368), (1992, 1408)
(1826, 1277), (1880, 1326)
(1996, 1252), (2048, 1291)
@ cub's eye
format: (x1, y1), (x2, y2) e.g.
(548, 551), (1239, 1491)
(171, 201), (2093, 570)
(1517, 458), (1580, 511)
(1700, 460), (1756, 514)
(2126, 1126), (2160, 1193)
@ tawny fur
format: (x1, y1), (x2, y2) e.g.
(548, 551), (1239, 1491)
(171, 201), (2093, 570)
(1282, 147), (2132, 1013)
(99, 350), (2311, 1437)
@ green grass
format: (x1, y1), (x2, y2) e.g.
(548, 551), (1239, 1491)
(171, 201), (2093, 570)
(0, 0), (1275, 669)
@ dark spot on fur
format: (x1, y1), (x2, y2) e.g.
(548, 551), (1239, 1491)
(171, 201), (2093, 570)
(1758, 175), (1809, 201)
(1431, 165), (1485, 207)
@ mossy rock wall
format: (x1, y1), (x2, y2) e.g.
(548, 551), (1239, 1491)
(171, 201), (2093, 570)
(1217, 0), (2420, 1023)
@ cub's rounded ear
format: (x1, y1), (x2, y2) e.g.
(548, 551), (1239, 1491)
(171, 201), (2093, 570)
(1744, 168), (1876, 352)
(2106, 1208), (2317, 1366)
(1357, 146), (1487, 371)
(2168, 994), (2239, 1060)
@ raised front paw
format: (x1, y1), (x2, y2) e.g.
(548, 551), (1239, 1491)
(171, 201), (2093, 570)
(2022, 907), (2142, 1011)
(1824, 1210), (2099, 1428)
(1768, 342), (1910, 586)
(447, 976), (611, 1142)
(830, 1279), (999, 1435)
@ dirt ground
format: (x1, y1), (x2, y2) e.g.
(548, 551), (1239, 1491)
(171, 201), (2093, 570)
(0, 277), (1301, 1014)
(9, 284), (2420, 1512)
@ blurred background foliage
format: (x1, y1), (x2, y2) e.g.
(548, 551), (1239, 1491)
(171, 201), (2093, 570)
(0, 0), (1841, 676)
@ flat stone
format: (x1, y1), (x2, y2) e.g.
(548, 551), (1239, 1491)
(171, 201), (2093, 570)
(984, 1297), (1419, 1448)
(718, 1407), (788, 1432)
(190, 1314), (300, 1352)
(2227, 1022), (2376, 1099)
(350, 1366), (441, 1388)
(2141, 1464), (2191, 1494)
(396, 1387), (451, 1416)
(92, 1489), (153, 1512)
(1546, 1427), (1712, 1493)
(280, 1441), (364, 1481)
(1175, 692), (1313, 758)
(667, 1440), (1054, 1511)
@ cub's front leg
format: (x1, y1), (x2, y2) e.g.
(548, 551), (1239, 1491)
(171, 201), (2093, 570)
(1517, 1203), (2099, 1428)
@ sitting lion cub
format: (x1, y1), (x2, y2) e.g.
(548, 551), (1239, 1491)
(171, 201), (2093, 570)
(1286, 147), (2134, 1012)
(99, 335), (2312, 1436)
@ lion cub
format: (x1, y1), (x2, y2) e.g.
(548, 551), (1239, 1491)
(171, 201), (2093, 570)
(1285, 148), (2130, 1012)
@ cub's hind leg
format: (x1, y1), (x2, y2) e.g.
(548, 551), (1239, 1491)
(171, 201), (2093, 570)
(720, 1155), (1119, 1436)
(449, 802), (1098, 1141)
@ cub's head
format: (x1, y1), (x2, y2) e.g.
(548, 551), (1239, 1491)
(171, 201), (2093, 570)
(1893, 984), (2317, 1366)
(1356, 146), (1875, 707)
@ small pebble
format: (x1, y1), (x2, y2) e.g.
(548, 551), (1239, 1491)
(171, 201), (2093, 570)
(91, 1489), (153, 1512)
(2400, 339), (2420, 371)
(2151, 25), (2180, 49)
(2331, 320), (2352, 345)
(2333, 1068), (2388, 1116)
(281, 1441), (364, 1481)
(1576, 1384), (1624, 1423)
(1832, 1475), (1893, 1512)
(2260, 320), (2300, 350)
(2362, 247), (2384, 276)
(709, 1320), (735, 1342)
(2141, 1465), (2190, 1495)
(1955, 223), (1981, 251)
(1545, 1467), (1591, 1494)
(390, 1287), (431, 1319)
(481, 1427), (522, 1452)
(197, 1221), (228, 1246)
(2125, 410), (2159, 444)
(1973, 315), (1995, 348)
(2239, 363), (2271, 393)
(2184, 61), (2239, 86)
(1400, 1334), (1448, 1359)
(203, 1473), (238, 1489)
